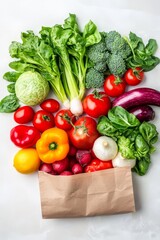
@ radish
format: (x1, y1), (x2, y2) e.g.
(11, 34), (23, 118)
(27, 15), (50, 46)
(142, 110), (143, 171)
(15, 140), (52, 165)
(39, 163), (53, 173)
(68, 145), (77, 156)
(60, 171), (73, 176)
(72, 163), (83, 174)
(69, 158), (78, 170)
(76, 150), (92, 167)
(52, 158), (69, 174)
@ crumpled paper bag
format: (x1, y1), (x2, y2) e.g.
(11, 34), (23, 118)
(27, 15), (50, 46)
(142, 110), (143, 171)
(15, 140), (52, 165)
(38, 167), (135, 218)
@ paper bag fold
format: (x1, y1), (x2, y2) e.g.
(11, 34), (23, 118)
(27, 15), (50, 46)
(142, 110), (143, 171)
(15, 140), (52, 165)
(38, 167), (135, 218)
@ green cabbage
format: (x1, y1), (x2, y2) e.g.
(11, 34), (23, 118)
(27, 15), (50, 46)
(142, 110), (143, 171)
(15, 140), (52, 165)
(15, 71), (50, 106)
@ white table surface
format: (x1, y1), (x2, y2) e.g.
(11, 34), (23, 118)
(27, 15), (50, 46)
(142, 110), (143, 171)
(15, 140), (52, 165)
(1, 0), (160, 239)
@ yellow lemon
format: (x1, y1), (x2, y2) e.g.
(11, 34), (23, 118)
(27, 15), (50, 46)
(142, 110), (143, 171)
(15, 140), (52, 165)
(13, 148), (41, 174)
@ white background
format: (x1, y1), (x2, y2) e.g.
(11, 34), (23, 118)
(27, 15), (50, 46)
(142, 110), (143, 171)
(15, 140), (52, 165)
(1, 0), (160, 239)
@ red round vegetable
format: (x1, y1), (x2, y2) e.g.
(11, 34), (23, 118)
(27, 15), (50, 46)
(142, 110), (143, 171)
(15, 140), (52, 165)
(52, 157), (69, 174)
(10, 125), (41, 148)
(72, 163), (83, 174)
(76, 150), (92, 167)
(40, 98), (60, 113)
(124, 67), (144, 86)
(103, 75), (126, 97)
(68, 116), (99, 150)
(14, 106), (35, 124)
(33, 110), (55, 132)
(39, 163), (53, 173)
(60, 171), (73, 176)
(55, 109), (76, 131)
(83, 91), (111, 118)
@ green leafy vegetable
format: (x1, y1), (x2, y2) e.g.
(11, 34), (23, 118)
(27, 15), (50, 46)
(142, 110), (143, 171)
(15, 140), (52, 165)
(0, 94), (20, 113)
(97, 106), (159, 176)
(7, 83), (15, 93)
(124, 32), (160, 71)
(3, 71), (21, 82)
(108, 106), (140, 130)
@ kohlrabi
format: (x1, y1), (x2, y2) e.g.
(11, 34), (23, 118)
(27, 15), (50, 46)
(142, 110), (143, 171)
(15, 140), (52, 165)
(15, 71), (50, 106)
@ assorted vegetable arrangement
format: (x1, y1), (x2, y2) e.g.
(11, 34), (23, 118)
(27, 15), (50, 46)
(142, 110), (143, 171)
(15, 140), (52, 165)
(0, 14), (160, 178)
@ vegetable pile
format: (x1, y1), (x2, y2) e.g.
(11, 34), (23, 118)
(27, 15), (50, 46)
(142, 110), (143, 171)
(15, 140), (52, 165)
(0, 14), (160, 177)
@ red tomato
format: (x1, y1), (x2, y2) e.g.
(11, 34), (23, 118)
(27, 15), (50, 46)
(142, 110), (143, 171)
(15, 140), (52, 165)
(103, 75), (126, 97)
(40, 98), (60, 113)
(83, 91), (111, 118)
(55, 109), (76, 131)
(33, 110), (55, 132)
(124, 67), (144, 86)
(68, 116), (99, 150)
(14, 106), (35, 124)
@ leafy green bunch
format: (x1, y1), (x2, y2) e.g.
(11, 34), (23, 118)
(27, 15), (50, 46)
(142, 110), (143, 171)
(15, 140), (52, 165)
(0, 14), (101, 113)
(97, 106), (158, 176)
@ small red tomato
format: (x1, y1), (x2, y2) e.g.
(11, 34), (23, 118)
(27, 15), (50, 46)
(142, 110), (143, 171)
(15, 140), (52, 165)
(83, 90), (111, 118)
(40, 98), (60, 113)
(124, 67), (144, 86)
(104, 75), (126, 97)
(55, 109), (76, 131)
(14, 106), (35, 124)
(33, 110), (55, 132)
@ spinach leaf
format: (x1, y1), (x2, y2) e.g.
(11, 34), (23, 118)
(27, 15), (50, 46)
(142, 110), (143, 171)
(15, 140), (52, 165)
(124, 32), (160, 71)
(3, 71), (21, 82)
(0, 94), (20, 113)
(7, 83), (15, 93)
(108, 106), (140, 130)
(97, 116), (120, 140)
(132, 155), (151, 176)
(139, 122), (158, 145)
(135, 134), (150, 159)
(145, 39), (158, 55)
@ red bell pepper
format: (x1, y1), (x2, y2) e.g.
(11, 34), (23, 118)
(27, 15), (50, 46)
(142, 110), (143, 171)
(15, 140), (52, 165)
(84, 158), (113, 173)
(10, 125), (41, 148)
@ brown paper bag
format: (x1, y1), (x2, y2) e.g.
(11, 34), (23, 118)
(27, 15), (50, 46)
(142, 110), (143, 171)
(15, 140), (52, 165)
(38, 167), (135, 218)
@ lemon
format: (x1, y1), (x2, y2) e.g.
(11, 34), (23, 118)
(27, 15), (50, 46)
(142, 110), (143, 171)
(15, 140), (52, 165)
(13, 148), (41, 174)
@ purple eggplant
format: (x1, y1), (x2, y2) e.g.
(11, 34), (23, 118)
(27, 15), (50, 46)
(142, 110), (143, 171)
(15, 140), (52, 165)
(129, 105), (155, 122)
(112, 88), (160, 109)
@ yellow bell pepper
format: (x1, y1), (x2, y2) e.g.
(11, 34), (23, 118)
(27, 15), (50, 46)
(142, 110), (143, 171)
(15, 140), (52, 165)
(36, 127), (69, 163)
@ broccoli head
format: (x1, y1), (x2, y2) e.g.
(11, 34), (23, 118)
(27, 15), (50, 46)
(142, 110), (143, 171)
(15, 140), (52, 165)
(107, 53), (126, 76)
(105, 31), (121, 52)
(105, 31), (132, 59)
(94, 61), (107, 72)
(85, 68), (104, 89)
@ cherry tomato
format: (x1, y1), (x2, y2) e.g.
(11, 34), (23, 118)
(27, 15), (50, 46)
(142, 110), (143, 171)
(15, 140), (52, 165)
(68, 116), (99, 149)
(103, 75), (126, 97)
(33, 110), (55, 132)
(14, 106), (35, 124)
(40, 98), (60, 113)
(124, 67), (144, 86)
(55, 109), (76, 131)
(83, 91), (111, 118)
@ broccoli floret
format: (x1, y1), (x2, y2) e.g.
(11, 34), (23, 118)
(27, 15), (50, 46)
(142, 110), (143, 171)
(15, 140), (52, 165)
(94, 61), (107, 72)
(105, 31), (121, 52)
(87, 36), (108, 63)
(85, 68), (104, 89)
(107, 53), (126, 76)
(105, 31), (132, 59)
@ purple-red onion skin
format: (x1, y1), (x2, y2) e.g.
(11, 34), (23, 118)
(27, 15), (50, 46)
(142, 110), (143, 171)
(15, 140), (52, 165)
(129, 105), (155, 122)
(112, 88), (160, 109)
